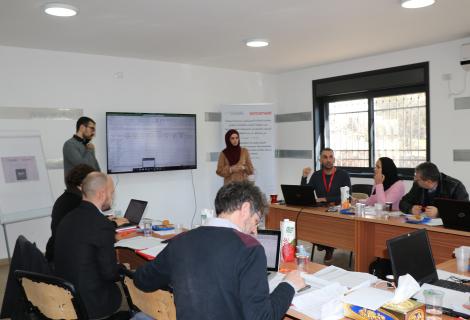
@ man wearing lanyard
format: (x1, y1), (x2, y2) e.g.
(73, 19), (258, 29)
(301, 148), (351, 262)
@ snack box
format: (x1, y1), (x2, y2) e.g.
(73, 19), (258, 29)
(344, 299), (425, 320)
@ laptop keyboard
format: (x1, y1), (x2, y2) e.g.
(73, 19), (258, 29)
(434, 279), (470, 293)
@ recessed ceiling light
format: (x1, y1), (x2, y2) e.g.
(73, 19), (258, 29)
(245, 39), (269, 48)
(43, 3), (78, 17)
(401, 0), (435, 9)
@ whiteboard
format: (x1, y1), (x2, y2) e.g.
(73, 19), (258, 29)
(0, 131), (54, 222)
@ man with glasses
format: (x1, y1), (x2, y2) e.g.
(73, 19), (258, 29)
(63, 116), (101, 178)
(133, 181), (305, 320)
(399, 162), (469, 217)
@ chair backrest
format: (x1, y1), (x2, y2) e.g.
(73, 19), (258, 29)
(351, 184), (373, 196)
(351, 192), (369, 200)
(122, 275), (176, 320)
(14, 270), (88, 320)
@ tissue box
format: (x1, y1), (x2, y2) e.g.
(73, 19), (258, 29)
(344, 299), (425, 320)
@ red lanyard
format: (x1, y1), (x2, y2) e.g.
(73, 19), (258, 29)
(322, 167), (336, 193)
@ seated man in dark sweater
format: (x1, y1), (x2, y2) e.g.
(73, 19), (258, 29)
(301, 148), (351, 262)
(399, 161), (469, 217)
(133, 181), (305, 320)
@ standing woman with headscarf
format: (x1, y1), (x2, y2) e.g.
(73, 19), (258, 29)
(364, 157), (405, 210)
(216, 129), (254, 185)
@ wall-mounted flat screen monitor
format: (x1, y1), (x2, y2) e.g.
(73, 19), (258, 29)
(106, 112), (197, 174)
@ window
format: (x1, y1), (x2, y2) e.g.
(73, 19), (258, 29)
(313, 63), (429, 178)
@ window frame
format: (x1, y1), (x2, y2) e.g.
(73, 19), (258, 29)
(312, 63), (430, 180)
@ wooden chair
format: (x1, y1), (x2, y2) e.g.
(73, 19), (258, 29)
(120, 268), (176, 320)
(14, 269), (88, 319)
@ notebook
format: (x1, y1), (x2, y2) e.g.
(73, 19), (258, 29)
(116, 199), (148, 230)
(387, 229), (470, 293)
(281, 184), (317, 207)
(256, 229), (281, 275)
(434, 198), (470, 232)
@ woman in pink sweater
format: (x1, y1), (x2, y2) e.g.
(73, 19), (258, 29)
(365, 157), (405, 210)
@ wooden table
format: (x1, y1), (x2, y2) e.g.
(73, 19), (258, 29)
(283, 259), (466, 320)
(267, 204), (470, 272)
(115, 230), (174, 269)
(115, 232), (465, 320)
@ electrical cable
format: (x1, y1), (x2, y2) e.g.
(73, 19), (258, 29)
(447, 70), (469, 96)
(190, 169), (198, 228)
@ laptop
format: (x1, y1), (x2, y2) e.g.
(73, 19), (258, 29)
(280, 184), (317, 207)
(387, 229), (470, 293)
(116, 199), (148, 230)
(434, 198), (470, 232)
(256, 229), (281, 276)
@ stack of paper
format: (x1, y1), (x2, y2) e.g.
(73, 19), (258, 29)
(313, 265), (378, 291)
(414, 283), (470, 316)
(341, 286), (394, 310)
(114, 236), (163, 250)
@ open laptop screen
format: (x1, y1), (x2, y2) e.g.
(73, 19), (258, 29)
(256, 229), (281, 272)
(124, 199), (148, 225)
(387, 229), (438, 285)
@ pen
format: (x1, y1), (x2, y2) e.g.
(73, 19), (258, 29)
(297, 284), (311, 293)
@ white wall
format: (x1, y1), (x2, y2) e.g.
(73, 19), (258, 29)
(2, 36), (470, 259)
(0, 45), (277, 259)
(275, 37), (470, 194)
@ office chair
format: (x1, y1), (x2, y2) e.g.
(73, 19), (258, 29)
(14, 269), (89, 319)
(120, 267), (176, 320)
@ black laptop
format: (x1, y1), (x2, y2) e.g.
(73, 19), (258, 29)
(256, 229), (281, 275)
(387, 229), (470, 293)
(116, 199), (148, 230)
(280, 184), (317, 207)
(434, 198), (470, 232)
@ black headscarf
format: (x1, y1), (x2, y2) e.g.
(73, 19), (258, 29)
(378, 157), (400, 191)
(222, 129), (241, 166)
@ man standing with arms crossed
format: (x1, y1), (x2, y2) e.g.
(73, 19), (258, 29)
(63, 116), (100, 178)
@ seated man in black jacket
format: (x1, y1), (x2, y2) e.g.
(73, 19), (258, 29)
(399, 162), (469, 217)
(54, 172), (122, 319)
(133, 181), (305, 320)
(45, 164), (95, 263)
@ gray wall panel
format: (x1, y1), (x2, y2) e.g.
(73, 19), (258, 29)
(275, 149), (312, 159)
(455, 97), (470, 110)
(205, 112), (221, 122)
(454, 150), (470, 161)
(0, 107), (82, 119)
(275, 112), (311, 123)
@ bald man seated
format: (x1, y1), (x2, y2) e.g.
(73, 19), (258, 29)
(54, 172), (123, 319)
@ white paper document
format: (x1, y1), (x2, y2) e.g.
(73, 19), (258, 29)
(414, 283), (470, 316)
(437, 269), (470, 281)
(268, 272), (332, 294)
(137, 243), (167, 258)
(341, 286), (394, 310)
(293, 282), (346, 320)
(424, 218), (443, 226)
(114, 236), (163, 250)
(313, 265), (378, 290)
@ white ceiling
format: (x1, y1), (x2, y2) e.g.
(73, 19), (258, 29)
(1, 0), (470, 73)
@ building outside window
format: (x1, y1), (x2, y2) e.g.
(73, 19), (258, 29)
(313, 63), (429, 178)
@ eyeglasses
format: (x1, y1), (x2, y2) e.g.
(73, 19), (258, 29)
(86, 125), (96, 132)
(253, 212), (261, 227)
